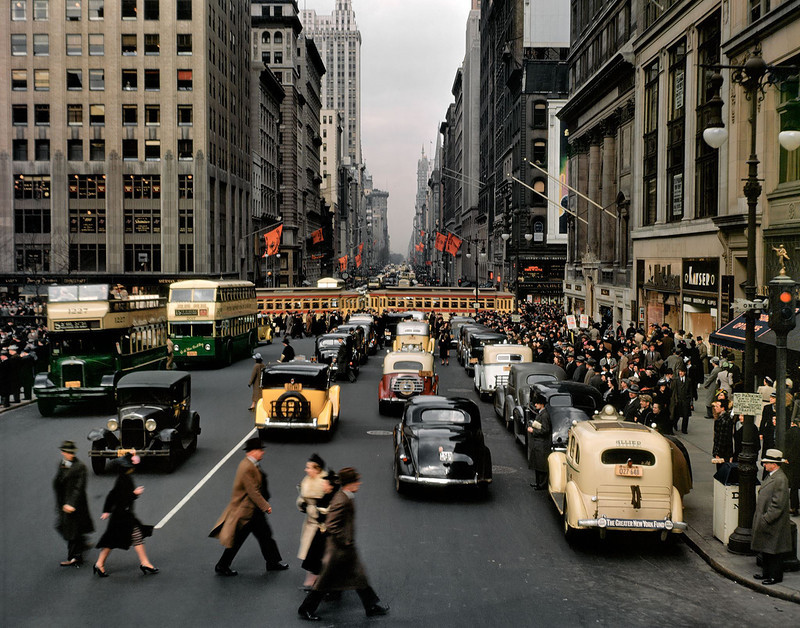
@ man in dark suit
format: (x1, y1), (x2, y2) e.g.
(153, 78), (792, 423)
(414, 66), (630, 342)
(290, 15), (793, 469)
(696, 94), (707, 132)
(53, 440), (94, 566)
(298, 467), (388, 621)
(670, 365), (692, 434)
(751, 449), (792, 585)
(209, 437), (288, 576)
(526, 395), (552, 489)
(572, 355), (587, 383)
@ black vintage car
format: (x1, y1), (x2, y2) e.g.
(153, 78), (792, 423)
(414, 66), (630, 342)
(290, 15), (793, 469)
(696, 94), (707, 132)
(333, 324), (368, 364)
(393, 396), (492, 495)
(463, 331), (507, 376)
(381, 311), (415, 344)
(87, 371), (201, 474)
(495, 363), (566, 429)
(314, 333), (359, 382)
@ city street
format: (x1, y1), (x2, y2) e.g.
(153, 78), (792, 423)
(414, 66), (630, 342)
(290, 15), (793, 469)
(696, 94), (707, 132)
(1, 337), (797, 627)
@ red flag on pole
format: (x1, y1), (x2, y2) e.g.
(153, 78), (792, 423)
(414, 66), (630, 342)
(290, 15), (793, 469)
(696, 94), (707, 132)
(420, 230), (425, 237)
(434, 232), (447, 252)
(311, 228), (324, 244)
(355, 253), (362, 268)
(264, 224), (283, 256)
(338, 255), (348, 271)
(445, 233), (462, 256)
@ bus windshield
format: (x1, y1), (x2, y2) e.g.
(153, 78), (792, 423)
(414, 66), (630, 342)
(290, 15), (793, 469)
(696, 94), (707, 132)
(170, 322), (213, 337)
(171, 288), (215, 302)
(49, 284), (110, 303)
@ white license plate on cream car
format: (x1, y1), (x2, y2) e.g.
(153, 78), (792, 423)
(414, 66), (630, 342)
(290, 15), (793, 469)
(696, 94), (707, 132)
(439, 450), (454, 463)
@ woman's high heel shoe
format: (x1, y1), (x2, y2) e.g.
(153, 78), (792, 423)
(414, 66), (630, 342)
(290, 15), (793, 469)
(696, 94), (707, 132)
(140, 565), (160, 575)
(93, 565), (108, 578)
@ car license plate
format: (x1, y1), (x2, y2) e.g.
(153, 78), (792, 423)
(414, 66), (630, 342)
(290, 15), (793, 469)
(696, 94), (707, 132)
(503, 365), (511, 371)
(439, 450), (453, 463)
(284, 383), (303, 391)
(616, 464), (643, 477)
(187, 350), (197, 356)
(65, 380), (81, 388)
(116, 448), (136, 457)
(469, 358), (478, 364)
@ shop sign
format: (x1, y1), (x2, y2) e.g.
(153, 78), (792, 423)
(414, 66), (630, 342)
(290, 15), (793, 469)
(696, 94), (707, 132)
(683, 294), (718, 307)
(682, 258), (719, 293)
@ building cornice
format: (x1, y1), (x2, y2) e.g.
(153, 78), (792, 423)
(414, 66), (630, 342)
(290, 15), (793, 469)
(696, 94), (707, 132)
(722, 0), (800, 59)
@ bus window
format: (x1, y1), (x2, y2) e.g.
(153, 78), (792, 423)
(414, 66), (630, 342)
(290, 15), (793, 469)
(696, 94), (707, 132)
(171, 288), (193, 302)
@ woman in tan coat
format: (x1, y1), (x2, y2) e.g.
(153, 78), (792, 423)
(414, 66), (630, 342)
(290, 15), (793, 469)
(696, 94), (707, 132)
(248, 353), (265, 411)
(297, 454), (327, 588)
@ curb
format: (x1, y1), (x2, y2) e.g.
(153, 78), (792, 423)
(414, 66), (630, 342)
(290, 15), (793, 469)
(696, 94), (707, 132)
(683, 524), (800, 604)
(0, 398), (36, 415)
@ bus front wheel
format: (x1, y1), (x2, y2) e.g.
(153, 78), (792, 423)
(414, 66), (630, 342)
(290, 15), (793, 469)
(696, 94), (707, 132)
(37, 399), (56, 417)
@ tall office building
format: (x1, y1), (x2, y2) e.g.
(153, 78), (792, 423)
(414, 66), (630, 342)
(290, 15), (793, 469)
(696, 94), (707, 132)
(1, 0), (253, 285)
(300, 0), (362, 166)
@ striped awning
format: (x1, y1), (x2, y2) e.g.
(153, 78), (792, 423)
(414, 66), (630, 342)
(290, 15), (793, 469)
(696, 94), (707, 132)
(710, 311), (799, 352)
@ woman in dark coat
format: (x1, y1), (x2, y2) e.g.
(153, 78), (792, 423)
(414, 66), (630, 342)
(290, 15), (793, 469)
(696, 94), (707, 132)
(299, 470), (339, 585)
(94, 454), (158, 577)
(53, 440), (93, 566)
(438, 326), (452, 366)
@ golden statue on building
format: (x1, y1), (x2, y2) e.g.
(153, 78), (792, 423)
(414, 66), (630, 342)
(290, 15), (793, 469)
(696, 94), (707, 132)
(772, 244), (790, 275)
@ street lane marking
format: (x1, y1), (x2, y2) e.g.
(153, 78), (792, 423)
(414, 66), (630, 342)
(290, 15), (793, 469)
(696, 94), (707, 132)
(154, 428), (256, 529)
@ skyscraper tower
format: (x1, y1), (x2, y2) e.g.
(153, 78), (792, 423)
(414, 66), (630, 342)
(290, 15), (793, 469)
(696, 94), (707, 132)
(300, 0), (362, 166)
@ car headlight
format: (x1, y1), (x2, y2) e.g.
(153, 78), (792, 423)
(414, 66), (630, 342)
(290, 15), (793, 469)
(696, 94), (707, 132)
(107, 418), (119, 431)
(205, 343), (211, 351)
(145, 418), (157, 432)
(173, 344), (179, 352)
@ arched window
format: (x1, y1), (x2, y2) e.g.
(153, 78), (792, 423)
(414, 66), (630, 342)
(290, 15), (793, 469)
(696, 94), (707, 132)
(274, 31), (283, 44)
(532, 178), (546, 207)
(533, 140), (547, 166)
(262, 31), (270, 44)
(533, 102), (547, 128)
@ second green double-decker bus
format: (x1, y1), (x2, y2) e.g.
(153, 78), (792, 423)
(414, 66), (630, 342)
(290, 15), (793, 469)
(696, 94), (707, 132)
(168, 279), (258, 366)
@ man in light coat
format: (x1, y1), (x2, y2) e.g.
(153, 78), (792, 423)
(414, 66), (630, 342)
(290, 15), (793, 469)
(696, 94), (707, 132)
(209, 437), (288, 576)
(751, 449), (792, 585)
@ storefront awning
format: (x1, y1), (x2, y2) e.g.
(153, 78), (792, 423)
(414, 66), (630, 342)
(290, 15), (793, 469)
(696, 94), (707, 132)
(709, 312), (799, 352)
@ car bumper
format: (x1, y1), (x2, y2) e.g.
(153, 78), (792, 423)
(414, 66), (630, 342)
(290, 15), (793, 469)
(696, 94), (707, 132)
(34, 386), (113, 401)
(576, 517), (687, 532)
(397, 475), (491, 486)
(89, 448), (172, 458)
(257, 419), (331, 430)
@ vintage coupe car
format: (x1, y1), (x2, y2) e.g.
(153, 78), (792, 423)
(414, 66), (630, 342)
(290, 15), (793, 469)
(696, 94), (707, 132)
(474, 343), (532, 401)
(392, 321), (435, 353)
(495, 363), (566, 428)
(255, 361), (340, 436)
(378, 349), (438, 415)
(348, 314), (379, 354)
(456, 324), (490, 366)
(314, 333), (358, 382)
(548, 407), (687, 541)
(257, 313), (274, 344)
(393, 396), (492, 494)
(87, 371), (201, 474)
(332, 324), (368, 364)
(382, 311), (415, 344)
(463, 330), (507, 376)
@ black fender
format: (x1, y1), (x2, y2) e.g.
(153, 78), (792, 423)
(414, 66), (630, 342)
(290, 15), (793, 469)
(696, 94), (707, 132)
(157, 427), (180, 443)
(34, 373), (54, 389)
(88, 428), (120, 448)
(190, 411), (201, 435)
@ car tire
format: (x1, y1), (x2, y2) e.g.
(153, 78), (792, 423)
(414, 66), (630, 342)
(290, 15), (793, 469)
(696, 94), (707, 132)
(563, 503), (576, 543)
(165, 440), (182, 473)
(347, 369), (357, 383)
(393, 459), (408, 495)
(90, 452), (106, 475)
(378, 400), (390, 416)
(226, 342), (234, 366)
(37, 399), (55, 417)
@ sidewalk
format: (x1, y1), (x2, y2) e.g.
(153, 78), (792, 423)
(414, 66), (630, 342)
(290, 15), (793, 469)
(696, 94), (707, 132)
(678, 405), (800, 604)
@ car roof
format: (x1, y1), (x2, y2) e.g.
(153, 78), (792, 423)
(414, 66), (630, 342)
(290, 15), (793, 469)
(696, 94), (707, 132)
(483, 344), (533, 360)
(383, 350), (434, 370)
(117, 370), (190, 389)
(533, 380), (602, 397)
(510, 363), (566, 381)
(318, 332), (351, 340)
(263, 361), (329, 376)
(404, 395), (480, 423)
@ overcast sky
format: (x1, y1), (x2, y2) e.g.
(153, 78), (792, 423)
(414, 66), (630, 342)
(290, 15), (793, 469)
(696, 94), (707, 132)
(300, 0), (474, 255)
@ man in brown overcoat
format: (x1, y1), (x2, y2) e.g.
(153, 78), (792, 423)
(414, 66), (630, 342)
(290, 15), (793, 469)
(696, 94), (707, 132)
(209, 437), (288, 576)
(298, 467), (388, 621)
(751, 449), (792, 585)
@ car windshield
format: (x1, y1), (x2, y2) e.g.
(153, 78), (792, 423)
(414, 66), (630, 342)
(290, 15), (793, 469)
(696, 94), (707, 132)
(526, 374), (557, 385)
(391, 360), (424, 371)
(601, 448), (656, 466)
(319, 338), (344, 348)
(414, 409), (470, 424)
(118, 387), (174, 407)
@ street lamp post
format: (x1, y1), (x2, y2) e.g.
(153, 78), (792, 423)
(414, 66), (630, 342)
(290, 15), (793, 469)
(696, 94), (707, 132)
(702, 51), (800, 555)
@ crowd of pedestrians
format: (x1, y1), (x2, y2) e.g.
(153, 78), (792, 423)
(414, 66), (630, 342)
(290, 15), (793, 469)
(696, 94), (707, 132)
(0, 299), (49, 408)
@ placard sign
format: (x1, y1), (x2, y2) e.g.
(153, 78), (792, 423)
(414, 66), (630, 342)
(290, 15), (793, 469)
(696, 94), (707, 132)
(566, 315), (577, 330)
(579, 314), (589, 328)
(732, 392), (763, 417)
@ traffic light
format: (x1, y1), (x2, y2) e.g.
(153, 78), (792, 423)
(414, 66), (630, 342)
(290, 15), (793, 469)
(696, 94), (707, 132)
(769, 280), (797, 334)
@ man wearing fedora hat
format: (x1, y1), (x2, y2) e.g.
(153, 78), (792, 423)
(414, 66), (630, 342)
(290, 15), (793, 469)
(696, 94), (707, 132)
(209, 437), (288, 576)
(751, 449), (792, 585)
(53, 440), (94, 566)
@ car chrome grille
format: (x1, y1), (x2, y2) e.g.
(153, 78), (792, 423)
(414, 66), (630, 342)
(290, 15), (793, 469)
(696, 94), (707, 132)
(120, 418), (145, 448)
(391, 376), (423, 395)
(494, 374), (509, 388)
(61, 363), (84, 386)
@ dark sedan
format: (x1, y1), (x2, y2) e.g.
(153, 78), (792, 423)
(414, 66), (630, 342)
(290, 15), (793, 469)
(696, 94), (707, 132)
(393, 396), (492, 495)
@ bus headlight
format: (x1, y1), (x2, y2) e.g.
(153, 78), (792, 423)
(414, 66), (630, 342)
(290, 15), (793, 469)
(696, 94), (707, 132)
(205, 344), (211, 351)
(173, 344), (179, 352)
(145, 418), (157, 432)
(107, 418), (119, 432)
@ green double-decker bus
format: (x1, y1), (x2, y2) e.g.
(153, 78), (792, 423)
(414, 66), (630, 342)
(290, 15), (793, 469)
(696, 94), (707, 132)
(168, 279), (258, 366)
(34, 284), (168, 416)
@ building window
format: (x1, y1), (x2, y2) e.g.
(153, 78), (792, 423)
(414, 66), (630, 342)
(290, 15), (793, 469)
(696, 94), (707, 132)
(70, 244), (107, 272)
(177, 139), (192, 160)
(34, 69), (49, 90)
(13, 105), (28, 126)
(274, 51), (283, 64)
(88, 0), (103, 19)
(144, 33), (159, 54)
(122, 104), (137, 125)
(89, 68), (104, 90)
(66, 69), (83, 90)
(177, 104), (192, 126)
(88, 33), (103, 55)
(122, 139), (138, 160)
(177, 33), (191, 54)
(261, 31), (270, 44)
(532, 140), (547, 167)
(33, 33), (48, 55)
(11, 34), (27, 56)
(124, 207), (161, 234)
(34, 104), (49, 125)
(121, 33), (136, 55)
(179, 244), (194, 272)
(533, 102), (547, 129)
(144, 68), (159, 90)
(89, 139), (105, 160)
(123, 174), (160, 198)
(695, 12), (720, 219)
(144, 139), (160, 160)
(33, 0), (48, 19)
(89, 103), (104, 125)
(261, 51), (270, 64)
(178, 174), (193, 199)
(143, 0), (157, 19)
(177, 69), (192, 90)
(176, 0), (191, 20)
(749, 0), (770, 23)
(122, 68), (137, 90)
(67, 104), (83, 125)
(121, 0), (136, 20)
(68, 174), (105, 198)
(125, 244), (160, 272)
(15, 208), (50, 233)
(274, 31), (283, 44)
(16, 246), (51, 272)
(642, 59), (659, 226)
(14, 174), (51, 199)
(532, 178), (546, 207)
(12, 0), (27, 19)
(66, 33), (81, 55)
(666, 40), (686, 222)
(67, 139), (83, 161)
(13, 139), (28, 161)
(35, 139), (50, 161)
(12, 69), (28, 90)
(65, 0), (81, 20)
(144, 104), (159, 125)
(778, 75), (800, 184)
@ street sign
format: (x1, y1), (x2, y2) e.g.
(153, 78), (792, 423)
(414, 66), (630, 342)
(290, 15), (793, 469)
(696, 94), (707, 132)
(732, 392), (763, 417)
(732, 298), (767, 312)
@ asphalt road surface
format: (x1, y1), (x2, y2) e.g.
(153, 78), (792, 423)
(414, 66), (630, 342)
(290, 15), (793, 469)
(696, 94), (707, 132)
(1, 336), (797, 627)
